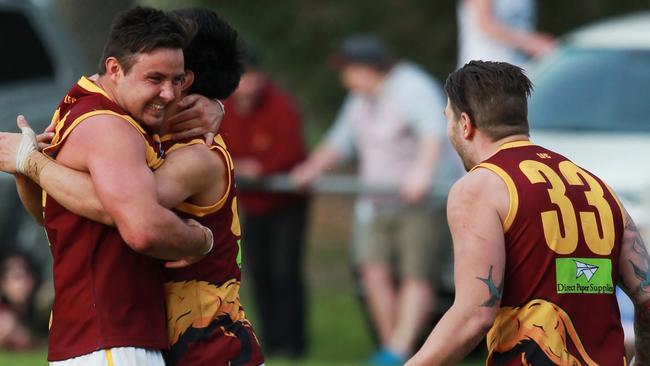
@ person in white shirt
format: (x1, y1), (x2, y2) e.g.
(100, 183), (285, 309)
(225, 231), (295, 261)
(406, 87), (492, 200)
(457, 0), (555, 68)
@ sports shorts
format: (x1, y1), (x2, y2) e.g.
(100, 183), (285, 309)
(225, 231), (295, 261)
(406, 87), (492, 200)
(165, 318), (265, 366)
(361, 205), (443, 280)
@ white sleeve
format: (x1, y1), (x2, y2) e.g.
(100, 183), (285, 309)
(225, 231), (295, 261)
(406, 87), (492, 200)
(395, 65), (447, 138)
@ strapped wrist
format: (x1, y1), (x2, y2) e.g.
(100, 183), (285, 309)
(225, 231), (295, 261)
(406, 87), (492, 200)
(16, 128), (37, 174)
(200, 225), (214, 255)
(213, 99), (225, 117)
(23, 151), (51, 183)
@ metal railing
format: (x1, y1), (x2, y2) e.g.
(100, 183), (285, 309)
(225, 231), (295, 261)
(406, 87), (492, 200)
(235, 173), (451, 205)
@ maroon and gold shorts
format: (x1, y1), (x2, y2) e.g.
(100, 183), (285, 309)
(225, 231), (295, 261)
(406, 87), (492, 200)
(164, 317), (264, 366)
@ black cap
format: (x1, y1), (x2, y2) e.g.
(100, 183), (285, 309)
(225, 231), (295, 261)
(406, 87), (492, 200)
(330, 33), (393, 69)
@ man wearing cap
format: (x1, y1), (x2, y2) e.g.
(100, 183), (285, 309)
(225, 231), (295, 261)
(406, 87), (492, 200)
(291, 33), (458, 365)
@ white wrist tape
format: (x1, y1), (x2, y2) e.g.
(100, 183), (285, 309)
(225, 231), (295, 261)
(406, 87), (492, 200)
(201, 225), (214, 255)
(16, 126), (37, 174)
(214, 98), (225, 117)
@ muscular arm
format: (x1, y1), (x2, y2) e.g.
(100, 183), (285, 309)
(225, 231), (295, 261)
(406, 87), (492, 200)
(16, 101), (224, 227)
(618, 210), (650, 364)
(154, 144), (224, 209)
(52, 115), (208, 260)
(18, 151), (110, 225)
(20, 141), (222, 225)
(406, 169), (506, 365)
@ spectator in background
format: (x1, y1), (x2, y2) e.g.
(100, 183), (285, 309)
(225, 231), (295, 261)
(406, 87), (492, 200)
(0, 250), (48, 350)
(219, 48), (310, 359)
(291, 33), (455, 366)
(457, 0), (555, 68)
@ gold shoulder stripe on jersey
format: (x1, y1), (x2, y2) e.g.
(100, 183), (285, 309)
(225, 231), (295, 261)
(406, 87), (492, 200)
(174, 145), (233, 216)
(48, 109), (71, 148)
(165, 138), (205, 155)
(213, 135), (234, 170)
(497, 140), (534, 151)
(43, 110), (162, 169)
(77, 76), (114, 102)
(473, 163), (519, 233)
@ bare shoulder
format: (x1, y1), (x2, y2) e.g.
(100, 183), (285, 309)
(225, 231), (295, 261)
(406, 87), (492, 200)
(57, 114), (144, 168)
(67, 114), (145, 150)
(165, 143), (225, 180)
(169, 143), (223, 167)
(448, 167), (510, 223)
(449, 168), (507, 205)
(158, 143), (229, 206)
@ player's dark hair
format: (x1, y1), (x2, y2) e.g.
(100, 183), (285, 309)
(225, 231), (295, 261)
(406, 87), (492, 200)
(172, 8), (244, 100)
(445, 60), (532, 140)
(98, 6), (195, 75)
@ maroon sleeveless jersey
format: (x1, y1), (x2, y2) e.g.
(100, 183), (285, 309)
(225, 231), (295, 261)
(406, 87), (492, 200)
(42, 77), (168, 361)
(475, 140), (626, 365)
(161, 135), (263, 366)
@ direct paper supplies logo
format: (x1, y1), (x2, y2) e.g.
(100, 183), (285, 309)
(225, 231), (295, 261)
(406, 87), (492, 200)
(556, 258), (614, 294)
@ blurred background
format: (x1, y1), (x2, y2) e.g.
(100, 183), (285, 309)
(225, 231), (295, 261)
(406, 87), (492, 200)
(39, 0), (650, 142)
(1, 0), (650, 365)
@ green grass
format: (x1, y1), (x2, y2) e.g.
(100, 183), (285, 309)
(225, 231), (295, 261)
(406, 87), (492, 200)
(0, 349), (47, 366)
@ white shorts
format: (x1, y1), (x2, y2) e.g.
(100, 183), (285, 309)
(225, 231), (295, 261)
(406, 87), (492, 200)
(50, 347), (164, 366)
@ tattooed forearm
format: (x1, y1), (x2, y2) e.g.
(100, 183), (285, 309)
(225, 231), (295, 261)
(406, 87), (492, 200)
(623, 213), (650, 363)
(626, 216), (650, 293)
(634, 300), (650, 364)
(476, 265), (503, 307)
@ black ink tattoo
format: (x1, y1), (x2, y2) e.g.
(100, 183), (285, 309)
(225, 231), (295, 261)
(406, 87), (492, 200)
(477, 265), (504, 307)
(623, 213), (650, 362)
(626, 216), (650, 293)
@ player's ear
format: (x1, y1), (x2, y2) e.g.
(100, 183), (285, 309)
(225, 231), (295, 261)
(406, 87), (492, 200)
(105, 57), (122, 80)
(182, 70), (195, 92)
(459, 111), (475, 139)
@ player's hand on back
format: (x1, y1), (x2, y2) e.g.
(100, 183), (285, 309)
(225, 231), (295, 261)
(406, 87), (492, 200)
(167, 94), (224, 146)
(37, 130), (55, 151)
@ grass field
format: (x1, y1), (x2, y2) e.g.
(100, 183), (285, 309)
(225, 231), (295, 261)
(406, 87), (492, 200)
(0, 197), (486, 365)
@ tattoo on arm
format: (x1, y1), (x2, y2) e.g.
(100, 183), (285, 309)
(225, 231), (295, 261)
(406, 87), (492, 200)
(624, 213), (650, 362)
(635, 299), (650, 363)
(476, 265), (503, 307)
(626, 216), (650, 293)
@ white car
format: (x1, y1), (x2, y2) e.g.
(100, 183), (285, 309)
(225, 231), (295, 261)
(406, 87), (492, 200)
(0, 0), (87, 268)
(528, 11), (650, 236)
